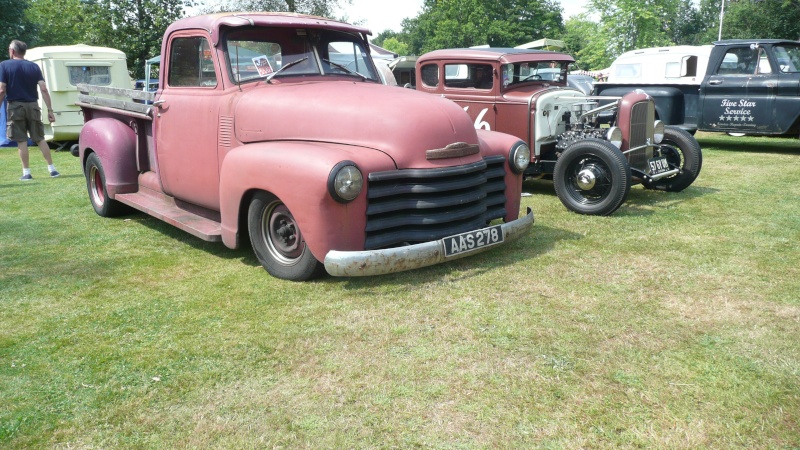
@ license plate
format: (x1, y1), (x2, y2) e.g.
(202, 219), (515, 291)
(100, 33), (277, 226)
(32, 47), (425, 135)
(648, 156), (670, 175)
(443, 225), (504, 257)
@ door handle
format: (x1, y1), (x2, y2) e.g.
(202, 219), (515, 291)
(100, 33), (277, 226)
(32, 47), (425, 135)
(152, 99), (166, 107)
(708, 80), (723, 85)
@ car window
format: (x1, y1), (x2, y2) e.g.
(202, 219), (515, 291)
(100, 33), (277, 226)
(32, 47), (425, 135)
(774, 45), (800, 73)
(421, 64), (439, 87)
(443, 63), (493, 89)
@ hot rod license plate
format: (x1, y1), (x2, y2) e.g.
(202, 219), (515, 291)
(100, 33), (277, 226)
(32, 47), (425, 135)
(443, 225), (504, 257)
(648, 156), (670, 175)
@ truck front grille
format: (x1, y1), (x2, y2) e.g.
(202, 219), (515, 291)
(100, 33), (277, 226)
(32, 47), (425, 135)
(364, 156), (508, 250)
(627, 101), (655, 170)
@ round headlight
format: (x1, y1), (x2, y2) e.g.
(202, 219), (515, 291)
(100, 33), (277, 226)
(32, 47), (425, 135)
(328, 161), (363, 203)
(606, 127), (623, 149)
(509, 142), (531, 174)
(653, 120), (665, 144)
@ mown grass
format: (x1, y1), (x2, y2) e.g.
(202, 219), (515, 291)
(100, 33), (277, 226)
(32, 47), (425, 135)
(1, 132), (798, 449)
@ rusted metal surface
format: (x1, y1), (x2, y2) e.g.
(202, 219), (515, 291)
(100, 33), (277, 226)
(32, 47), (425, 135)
(323, 208), (534, 277)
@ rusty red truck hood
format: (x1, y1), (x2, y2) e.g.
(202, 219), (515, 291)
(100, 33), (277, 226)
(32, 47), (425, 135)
(234, 81), (482, 168)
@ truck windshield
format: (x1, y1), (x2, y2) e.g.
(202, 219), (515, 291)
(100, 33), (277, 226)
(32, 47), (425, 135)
(224, 27), (379, 83)
(501, 61), (568, 89)
(774, 45), (800, 73)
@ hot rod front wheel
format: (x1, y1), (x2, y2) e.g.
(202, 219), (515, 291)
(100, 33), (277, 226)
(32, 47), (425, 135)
(553, 139), (631, 216)
(644, 126), (702, 192)
(247, 192), (324, 281)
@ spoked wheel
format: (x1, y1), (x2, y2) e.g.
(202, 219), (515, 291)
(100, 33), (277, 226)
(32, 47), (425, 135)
(85, 153), (127, 217)
(248, 192), (324, 281)
(644, 126), (702, 192)
(554, 139), (631, 216)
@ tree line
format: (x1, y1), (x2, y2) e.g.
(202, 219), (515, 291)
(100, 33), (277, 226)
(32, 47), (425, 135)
(3, 0), (799, 78)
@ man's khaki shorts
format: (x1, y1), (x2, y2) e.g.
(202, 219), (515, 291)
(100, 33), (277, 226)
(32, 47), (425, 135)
(6, 101), (45, 142)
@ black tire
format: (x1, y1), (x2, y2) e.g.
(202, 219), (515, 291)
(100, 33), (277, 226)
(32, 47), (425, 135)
(554, 139), (631, 216)
(70, 143), (80, 157)
(85, 153), (128, 217)
(247, 192), (324, 281)
(644, 126), (702, 192)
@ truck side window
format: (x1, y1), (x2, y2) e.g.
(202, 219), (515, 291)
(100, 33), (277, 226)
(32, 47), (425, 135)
(168, 37), (217, 88)
(719, 47), (758, 75)
(421, 64), (439, 87)
(773, 45), (800, 73)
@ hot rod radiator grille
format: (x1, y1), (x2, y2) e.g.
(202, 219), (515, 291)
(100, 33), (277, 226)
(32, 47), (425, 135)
(627, 101), (654, 171)
(364, 156), (507, 250)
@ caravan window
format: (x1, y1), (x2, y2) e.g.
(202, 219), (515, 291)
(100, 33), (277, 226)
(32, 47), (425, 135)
(614, 63), (641, 78)
(68, 66), (111, 86)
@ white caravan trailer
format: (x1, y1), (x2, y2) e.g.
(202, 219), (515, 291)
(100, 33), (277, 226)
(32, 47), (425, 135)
(25, 45), (129, 149)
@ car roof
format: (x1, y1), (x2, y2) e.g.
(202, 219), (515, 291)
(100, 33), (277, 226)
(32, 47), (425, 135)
(418, 48), (575, 64)
(714, 39), (800, 46)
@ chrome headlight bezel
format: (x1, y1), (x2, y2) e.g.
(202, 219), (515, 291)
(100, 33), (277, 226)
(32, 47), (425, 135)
(509, 141), (531, 174)
(606, 127), (623, 149)
(328, 161), (363, 203)
(653, 120), (665, 144)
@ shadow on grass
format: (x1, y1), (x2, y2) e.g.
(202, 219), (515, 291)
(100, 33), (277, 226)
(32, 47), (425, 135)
(522, 178), (718, 218)
(696, 133), (800, 154)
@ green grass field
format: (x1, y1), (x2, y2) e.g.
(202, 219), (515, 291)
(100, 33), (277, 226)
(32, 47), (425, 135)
(1, 132), (798, 448)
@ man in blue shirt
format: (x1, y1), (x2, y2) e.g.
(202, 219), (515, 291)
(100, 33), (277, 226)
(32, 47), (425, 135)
(0, 40), (59, 180)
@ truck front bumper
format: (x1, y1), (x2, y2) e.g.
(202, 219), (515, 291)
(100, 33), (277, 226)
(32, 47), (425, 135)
(323, 208), (534, 277)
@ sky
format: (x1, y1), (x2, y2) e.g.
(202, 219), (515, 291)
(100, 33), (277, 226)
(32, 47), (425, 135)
(334, 0), (589, 36)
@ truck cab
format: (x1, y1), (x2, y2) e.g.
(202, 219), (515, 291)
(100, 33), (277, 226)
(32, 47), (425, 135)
(595, 40), (800, 137)
(699, 40), (800, 135)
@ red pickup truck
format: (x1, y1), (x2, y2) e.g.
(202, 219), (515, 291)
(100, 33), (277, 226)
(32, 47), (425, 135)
(75, 13), (534, 281)
(416, 48), (703, 216)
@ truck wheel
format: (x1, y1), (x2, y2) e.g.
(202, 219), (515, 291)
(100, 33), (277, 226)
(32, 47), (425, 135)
(554, 139), (631, 216)
(644, 126), (702, 192)
(248, 192), (324, 281)
(85, 153), (128, 217)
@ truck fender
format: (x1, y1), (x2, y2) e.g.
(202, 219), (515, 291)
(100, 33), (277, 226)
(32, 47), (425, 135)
(598, 86), (686, 125)
(78, 118), (139, 197)
(218, 142), (395, 261)
(475, 129), (525, 223)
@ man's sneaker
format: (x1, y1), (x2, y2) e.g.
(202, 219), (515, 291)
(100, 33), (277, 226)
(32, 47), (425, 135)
(50, 170), (60, 178)
(20, 174), (33, 181)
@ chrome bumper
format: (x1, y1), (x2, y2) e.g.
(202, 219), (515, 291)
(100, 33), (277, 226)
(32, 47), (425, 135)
(324, 208), (534, 277)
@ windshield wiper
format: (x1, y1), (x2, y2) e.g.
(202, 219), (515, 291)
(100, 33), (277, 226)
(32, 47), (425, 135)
(266, 57), (309, 84)
(322, 58), (368, 81)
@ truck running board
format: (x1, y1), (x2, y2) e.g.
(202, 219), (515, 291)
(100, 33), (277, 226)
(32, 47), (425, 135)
(116, 187), (222, 242)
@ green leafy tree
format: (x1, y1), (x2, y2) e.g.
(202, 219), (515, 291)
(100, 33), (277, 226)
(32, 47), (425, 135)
(380, 37), (409, 56)
(24, 0), (87, 47)
(587, 0), (679, 59)
(720, 0), (800, 40)
(402, 0), (564, 55)
(1, 0), (38, 50)
(563, 15), (610, 70)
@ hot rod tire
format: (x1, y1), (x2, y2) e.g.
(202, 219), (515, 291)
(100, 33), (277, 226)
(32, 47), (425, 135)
(248, 192), (325, 281)
(553, 139), (631, 216)
(644, 126), (702, 192)
(85, 153), (128, 217)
